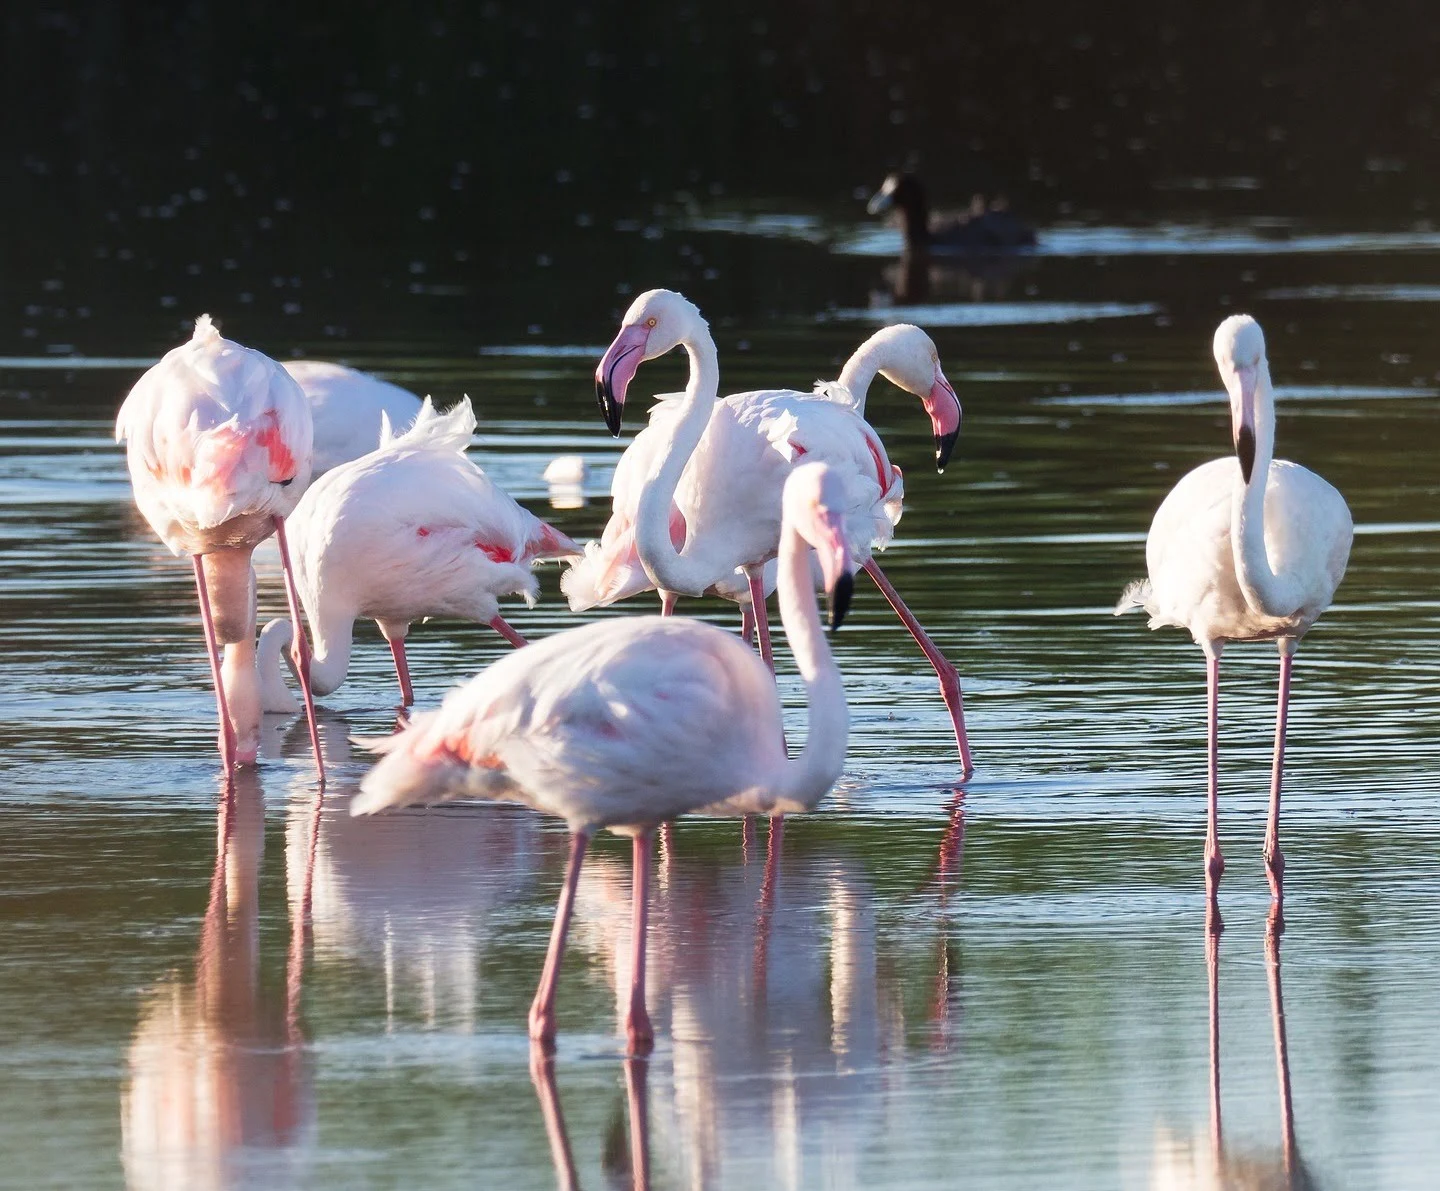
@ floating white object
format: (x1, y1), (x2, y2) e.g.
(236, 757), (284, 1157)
(543, 454), (588, 485)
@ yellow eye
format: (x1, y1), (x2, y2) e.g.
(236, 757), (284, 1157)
(646, 317), (657, 328)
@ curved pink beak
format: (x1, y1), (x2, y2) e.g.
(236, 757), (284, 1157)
(923, 369), (962, 472)
(594, 324), (651, 436)
(1231, 363), (1258, 483)
(813, 509), (856, 631)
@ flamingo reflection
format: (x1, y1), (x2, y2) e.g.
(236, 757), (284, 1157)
(1151, 908), (1313, 1190)
(121, 774), (322, 1190)
(568, 816), (966, 1189)
(531, 1055), (652, 1191)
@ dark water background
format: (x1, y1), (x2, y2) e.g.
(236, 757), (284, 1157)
(4, 3), (1440, 1188)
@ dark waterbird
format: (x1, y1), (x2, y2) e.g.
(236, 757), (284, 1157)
(867, 172), (1037, 254)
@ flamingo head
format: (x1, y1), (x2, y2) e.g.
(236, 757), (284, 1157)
(1214, 315), (1267, 484)
(783, 461), (857, 632)
(594, 289), (706, 437)
(869, 324), (962, 471)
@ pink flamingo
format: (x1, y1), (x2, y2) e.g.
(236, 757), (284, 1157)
(352, 461), (855, 1055)
(281, 360), (424, 475)
(258, 397), (579, 712)
(1116, 316), (1352, 907)
(574, 289), (972, 774)
(116, 315), (324, 777)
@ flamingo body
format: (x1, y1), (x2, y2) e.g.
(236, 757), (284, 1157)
(354, 462), (855, 1055)
(281, 360), (423, 475)
(259, 398), (578, 711)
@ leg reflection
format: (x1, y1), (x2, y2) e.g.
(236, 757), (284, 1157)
(531, 1053), (651, 1191)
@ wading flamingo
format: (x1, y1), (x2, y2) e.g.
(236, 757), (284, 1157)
(572, 289), (971, 773)
(352, 461), (855, 1056)
(281, 360), (424, 475)
(116, 315), (324, 777)
(1116, 315), (1351, 907)
(258, 398), (578, 712)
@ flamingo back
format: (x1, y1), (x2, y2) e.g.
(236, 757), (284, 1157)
(282, 360), (423, 474)
(353, 616), (786, 829)
(116, 315), (312, 554)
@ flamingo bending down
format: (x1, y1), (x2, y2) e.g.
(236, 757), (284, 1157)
(116, 315), (324, 777)
(281, 360), (424, 475)
(351, 461), (855, 1055)
(258, 397), (579, 712)
(572, 289), (972, 773)
(1116, 315), (1351, 906)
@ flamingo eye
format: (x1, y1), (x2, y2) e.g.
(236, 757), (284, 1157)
(646, 317), (657, 328)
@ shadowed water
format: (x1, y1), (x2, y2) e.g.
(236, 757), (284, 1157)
(6, 5), (1440, 1189)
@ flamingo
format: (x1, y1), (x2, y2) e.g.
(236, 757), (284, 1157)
(281, 359), (424, 475)
(258, 397), (579, 713)
(115, 315), (325, 776)
(572, 289), (972, 773)
(1116, 315), (1352, 907)
(351, 461), (855, 1055)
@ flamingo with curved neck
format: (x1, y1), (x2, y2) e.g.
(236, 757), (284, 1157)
(1117, 315), (1352, 909)
(352, 461), (855, 1056)
(584, 288), (973, 774)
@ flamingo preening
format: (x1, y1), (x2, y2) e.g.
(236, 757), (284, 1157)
(116, 315), (325, 779)
(258, 398), (579, 712)
(352, 461), (854, 1055)
(1117, 315), (1352, 907)
(571, 289), (973, 773)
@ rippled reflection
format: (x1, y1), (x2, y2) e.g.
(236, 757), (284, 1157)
(121, 774), (320, 1190)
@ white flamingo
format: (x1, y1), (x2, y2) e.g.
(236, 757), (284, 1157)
(258, 398), (578, 712)
(116, 315), (324, 777)
(351, 461), (855, 1056)
(1116, 315), (1352, 905)
(571, 289), (972, 773)
(281, 360), (424, 475)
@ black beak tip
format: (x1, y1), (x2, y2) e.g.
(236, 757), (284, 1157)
(596, 379), (623, 438)
(828, 571), (854, 633)
(934, 429), (959, 472)
(1236, 426), (1256, 485)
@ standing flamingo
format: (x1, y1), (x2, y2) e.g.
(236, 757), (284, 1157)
(352, 462), (855, 1056)
(116, 315), (324, 777)
(258, 397), (579, 712)
(572, 289), (972, 773)
(281, 360), (424, 475)
(1116, 315), (1351, 906)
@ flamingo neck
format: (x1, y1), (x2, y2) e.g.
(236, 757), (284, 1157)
(770, 524), (848, 813)
(634, 332), (725, 596)
(1230, 365), (1301, 618)
(836, 347), (881, 417)
(257, 606), (352, 713)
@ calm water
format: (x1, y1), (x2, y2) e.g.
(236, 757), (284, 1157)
(7, 6), (1440, 1190)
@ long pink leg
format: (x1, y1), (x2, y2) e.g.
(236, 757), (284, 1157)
(1204, 651), (1224, 904)
(488, 615), (528, 649)
(744, 569), (775, 673)
(863, 559), (973, 777)
(740, 604), (755, 646)
(272, 517), (325, 785)
(385, 636), (414, 707)
(192, 554), (236, 770)
(627, 831), (655, 1055)
(529, 830), (589, 1052)
(660, 592), (678, 617)
(1264, 650), (1294, 902)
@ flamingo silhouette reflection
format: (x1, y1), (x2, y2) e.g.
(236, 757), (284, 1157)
(551, 795), (965, 1187)
(121, 772), (322, 1190)
(1152, 909), (1314, 1190)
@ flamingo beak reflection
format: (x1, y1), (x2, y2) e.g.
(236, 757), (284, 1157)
(594, 323), (651, 437)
